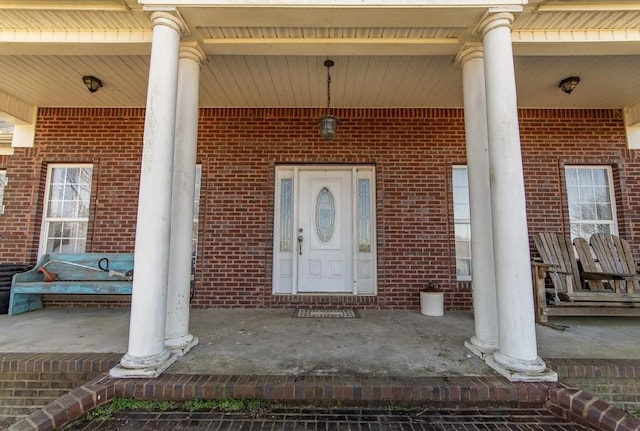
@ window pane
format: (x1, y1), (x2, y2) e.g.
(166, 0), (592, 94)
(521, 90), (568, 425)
(577, 169), (593, 185)
(357, 179), (371, 253)
(592, 169), (607, 185)
(581, 203), (596, 220)
(579, 186), (595, 203)
(454, 204), (470, 221)
(279, 178), (292, 251)
(594, 186), (609, 203)
(315, 187), (335, 242)
(596, 203), (612, 220)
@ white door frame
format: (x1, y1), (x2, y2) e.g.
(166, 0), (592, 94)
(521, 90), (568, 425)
(272, 165), (377, 296)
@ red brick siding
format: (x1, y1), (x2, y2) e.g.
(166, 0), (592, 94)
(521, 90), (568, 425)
(0, 107), (637, 311)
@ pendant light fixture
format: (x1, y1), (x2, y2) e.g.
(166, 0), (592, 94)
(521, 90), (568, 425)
(318, 59), (338, 142)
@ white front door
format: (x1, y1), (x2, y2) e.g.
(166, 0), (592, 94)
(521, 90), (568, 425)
(272, 165), (377, 296)
(297, 170), (352, 293)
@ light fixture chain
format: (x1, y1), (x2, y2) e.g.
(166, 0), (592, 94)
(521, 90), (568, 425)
(326, 65), (332, 112)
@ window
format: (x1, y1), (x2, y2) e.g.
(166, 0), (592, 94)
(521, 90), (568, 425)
(452, 166), (471, 280)
(40, 165), (93, 255)
(191, 165), (202, 273)
(565, 166), (617, 240)
(0, 169), (6, 215)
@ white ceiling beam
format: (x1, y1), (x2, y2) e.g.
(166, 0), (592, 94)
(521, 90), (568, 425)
(143, 0), (527, 6)
(512, 29), (640, 55)
(0, 89), (35, 125)
(624, 102), (640, 127)
(0, 29), (153, 55)
(0, 1), (130, 11)
(202, 37), (459, 55)
(0, 29), (151, 44)
(536, 1), (640, 12)
(624, 102), (640, 149)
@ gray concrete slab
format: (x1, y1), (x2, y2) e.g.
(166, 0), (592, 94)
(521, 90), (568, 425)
(0, 308), (638, 377)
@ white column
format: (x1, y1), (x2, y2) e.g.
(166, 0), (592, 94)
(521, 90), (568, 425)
(477, 12), (556, 382)
(110, 11), (187, 378)
(165, 43), (206, 356)
(454, 44), (499, 358)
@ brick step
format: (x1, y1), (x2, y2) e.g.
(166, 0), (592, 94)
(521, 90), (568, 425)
(0, 354), (118, 429)
(0, 371), (96, 381)
(0, 380), (79, 390)
(0, 406), (41, 422)
(0, 390), (69, 408)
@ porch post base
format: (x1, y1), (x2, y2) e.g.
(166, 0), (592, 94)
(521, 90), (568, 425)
(109, 352), (177, 378)
(485, 353), (558, 382)
(464, 336), (498, 359)
(166, 334), (199, 357)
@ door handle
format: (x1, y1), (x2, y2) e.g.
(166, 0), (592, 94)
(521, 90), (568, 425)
(297, 235), (304, 255)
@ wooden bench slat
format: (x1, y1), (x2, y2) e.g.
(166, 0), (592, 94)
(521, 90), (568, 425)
(12, 281), (132, 295)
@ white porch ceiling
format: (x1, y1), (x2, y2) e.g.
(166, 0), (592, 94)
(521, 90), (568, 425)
(1, 0), (640, 112)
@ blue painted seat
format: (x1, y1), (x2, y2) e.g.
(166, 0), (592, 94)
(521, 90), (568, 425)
(10, 253), (134, 316)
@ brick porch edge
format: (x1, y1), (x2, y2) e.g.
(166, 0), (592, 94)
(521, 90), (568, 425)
(7, 373), (640, 431)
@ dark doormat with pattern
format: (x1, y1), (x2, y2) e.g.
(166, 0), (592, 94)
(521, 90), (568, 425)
(294, 308), (360, 318)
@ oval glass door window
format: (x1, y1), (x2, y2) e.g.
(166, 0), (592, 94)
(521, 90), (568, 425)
(315, 187), (335, 242)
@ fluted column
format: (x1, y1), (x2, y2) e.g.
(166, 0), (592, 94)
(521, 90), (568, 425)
(477, 12), (556, 382)
(454, 44), (499, 358)
(165, 43), (207, 356)
(111, 11), (187, 378)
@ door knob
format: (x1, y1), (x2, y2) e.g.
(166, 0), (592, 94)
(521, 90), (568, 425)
(297, 235), (304, 255)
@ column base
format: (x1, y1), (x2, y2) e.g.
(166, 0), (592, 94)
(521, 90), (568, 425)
(485, 352), (558, 382)
(165, 333), (199, 357)
(109, 350), (177, 378)
(464, 336), (498, 359)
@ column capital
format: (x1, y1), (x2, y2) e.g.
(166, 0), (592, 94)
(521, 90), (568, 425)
(149, 10), (189, 37)
(180, 42), (208, 65)
(454, 42), (483, 66)
(474, 12), (514, 40)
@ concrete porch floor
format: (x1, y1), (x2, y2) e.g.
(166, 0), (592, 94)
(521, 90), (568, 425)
(0, 308), (638, 376)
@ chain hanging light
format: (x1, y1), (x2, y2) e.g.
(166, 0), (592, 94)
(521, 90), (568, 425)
(318, 59), (338, 142)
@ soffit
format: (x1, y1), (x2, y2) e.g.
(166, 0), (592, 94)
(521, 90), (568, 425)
(1, 0), (640, 110)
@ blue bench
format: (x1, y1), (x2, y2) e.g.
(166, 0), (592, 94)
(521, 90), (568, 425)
(10, 253), (134, 316)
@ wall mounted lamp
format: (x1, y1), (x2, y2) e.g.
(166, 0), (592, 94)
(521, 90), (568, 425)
(82, 75), (103, 93)
(318, 59), (338, 142)
(559, 76), (580, 94)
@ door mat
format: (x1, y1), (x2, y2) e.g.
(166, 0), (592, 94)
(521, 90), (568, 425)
(294, 308), (360, 318)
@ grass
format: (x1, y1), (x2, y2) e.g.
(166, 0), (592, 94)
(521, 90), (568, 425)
(62, 397), (269, 429)
(629, 410), (639, 419)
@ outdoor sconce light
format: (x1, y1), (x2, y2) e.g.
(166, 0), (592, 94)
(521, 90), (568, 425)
(318, 59), (338, 142)
(559, 76), (580, 94)
(82, 75), (103, 93)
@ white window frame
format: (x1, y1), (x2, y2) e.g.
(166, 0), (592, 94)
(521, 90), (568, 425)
(0, 169), (6, 215)
(452, 166), (471, 281)
(39, 164), (93, 257)
(564, 165), (618, 240)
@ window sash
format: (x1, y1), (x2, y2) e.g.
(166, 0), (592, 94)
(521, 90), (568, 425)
(0, 169), (6, 215)
(452, 166), (471, 281)
(40, 164), (93, 256)
(565, 166), (617, 240)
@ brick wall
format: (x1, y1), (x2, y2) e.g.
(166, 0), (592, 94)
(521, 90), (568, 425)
(0, 107), (636, 311)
